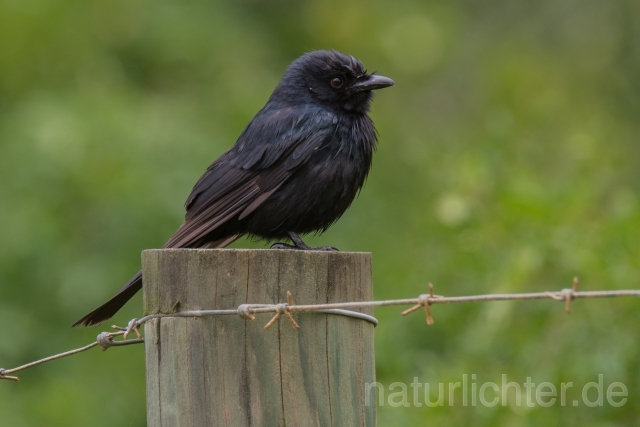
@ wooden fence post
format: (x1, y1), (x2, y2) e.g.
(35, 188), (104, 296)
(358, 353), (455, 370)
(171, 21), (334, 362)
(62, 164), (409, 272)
(142, 248), (376, 427)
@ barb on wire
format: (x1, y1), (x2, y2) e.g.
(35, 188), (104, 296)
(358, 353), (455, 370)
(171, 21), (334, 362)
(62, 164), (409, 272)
(264, 291), (300, 330)
(544, 276), (579, 313)
(2, 277), (640, 381)
(112, 318), (142, 340)
(401, 283), (439, 324)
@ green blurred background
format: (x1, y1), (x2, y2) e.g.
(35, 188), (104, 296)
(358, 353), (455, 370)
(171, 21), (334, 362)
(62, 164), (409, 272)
(1, 0), (639, 425)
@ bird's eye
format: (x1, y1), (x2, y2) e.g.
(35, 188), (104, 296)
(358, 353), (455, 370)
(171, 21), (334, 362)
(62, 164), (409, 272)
(330, 77), (343, 88)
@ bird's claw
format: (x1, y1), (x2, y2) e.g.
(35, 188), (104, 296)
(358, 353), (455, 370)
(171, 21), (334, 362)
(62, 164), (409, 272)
(270, 242), (297, 250)
(270, 243), (339, 251)
(270, 231), (340, 251)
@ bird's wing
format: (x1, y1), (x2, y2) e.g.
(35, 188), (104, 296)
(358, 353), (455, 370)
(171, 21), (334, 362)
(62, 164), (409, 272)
(163, 107), (336, 248)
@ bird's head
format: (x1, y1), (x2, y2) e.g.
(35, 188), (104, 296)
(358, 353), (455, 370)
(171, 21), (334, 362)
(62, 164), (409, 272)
(273, 50), (394, 113)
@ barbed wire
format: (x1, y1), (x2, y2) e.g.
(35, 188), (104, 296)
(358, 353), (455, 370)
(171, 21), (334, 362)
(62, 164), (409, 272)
(2, 277), (639, 382)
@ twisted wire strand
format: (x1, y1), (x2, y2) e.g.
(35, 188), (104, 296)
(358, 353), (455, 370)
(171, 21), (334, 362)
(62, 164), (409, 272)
(2, 282), (639, 381)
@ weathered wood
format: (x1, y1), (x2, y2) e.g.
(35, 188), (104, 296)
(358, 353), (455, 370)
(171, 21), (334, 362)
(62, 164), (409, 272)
(142, 248), (376, 427)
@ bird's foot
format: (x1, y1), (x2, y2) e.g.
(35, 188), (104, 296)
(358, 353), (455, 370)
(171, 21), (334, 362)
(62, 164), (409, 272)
(270, 242), (300, 250)
(270, 232), (339, 251)
(313, 246), (340, 251)
(270, 243), (338, 251)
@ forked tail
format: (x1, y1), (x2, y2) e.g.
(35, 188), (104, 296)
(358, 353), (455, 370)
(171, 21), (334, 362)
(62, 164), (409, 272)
(72, 271), (142, 327)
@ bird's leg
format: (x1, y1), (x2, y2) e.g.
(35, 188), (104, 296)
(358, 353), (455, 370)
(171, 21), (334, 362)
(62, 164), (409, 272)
(270, 231), (339, 251)
(287, 231), (312, 249)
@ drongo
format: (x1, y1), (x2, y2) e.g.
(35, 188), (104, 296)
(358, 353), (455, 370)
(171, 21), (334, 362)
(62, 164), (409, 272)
(74, 50), (393, 326)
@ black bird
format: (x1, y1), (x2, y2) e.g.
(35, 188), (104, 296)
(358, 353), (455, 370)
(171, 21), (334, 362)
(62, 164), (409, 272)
(74, 50), (394, 326)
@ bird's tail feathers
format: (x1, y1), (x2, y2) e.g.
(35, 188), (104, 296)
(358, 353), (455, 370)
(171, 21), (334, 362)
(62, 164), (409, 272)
(72, 271), (142, 327)
(72, 234), (243, 327)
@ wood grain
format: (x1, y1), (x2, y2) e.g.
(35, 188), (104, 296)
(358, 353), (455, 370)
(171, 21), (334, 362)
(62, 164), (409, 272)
(142, 248), (375, 427)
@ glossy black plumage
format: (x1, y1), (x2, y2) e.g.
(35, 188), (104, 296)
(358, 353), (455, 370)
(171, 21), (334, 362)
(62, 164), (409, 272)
(74, 50), (393, 326)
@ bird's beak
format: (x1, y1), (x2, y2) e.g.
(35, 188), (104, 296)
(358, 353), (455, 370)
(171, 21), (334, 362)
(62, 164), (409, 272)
(350, 74), (395, 92)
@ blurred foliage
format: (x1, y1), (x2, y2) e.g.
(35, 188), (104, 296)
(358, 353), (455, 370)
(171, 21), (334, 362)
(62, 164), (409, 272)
(1, 0), (639, 425)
